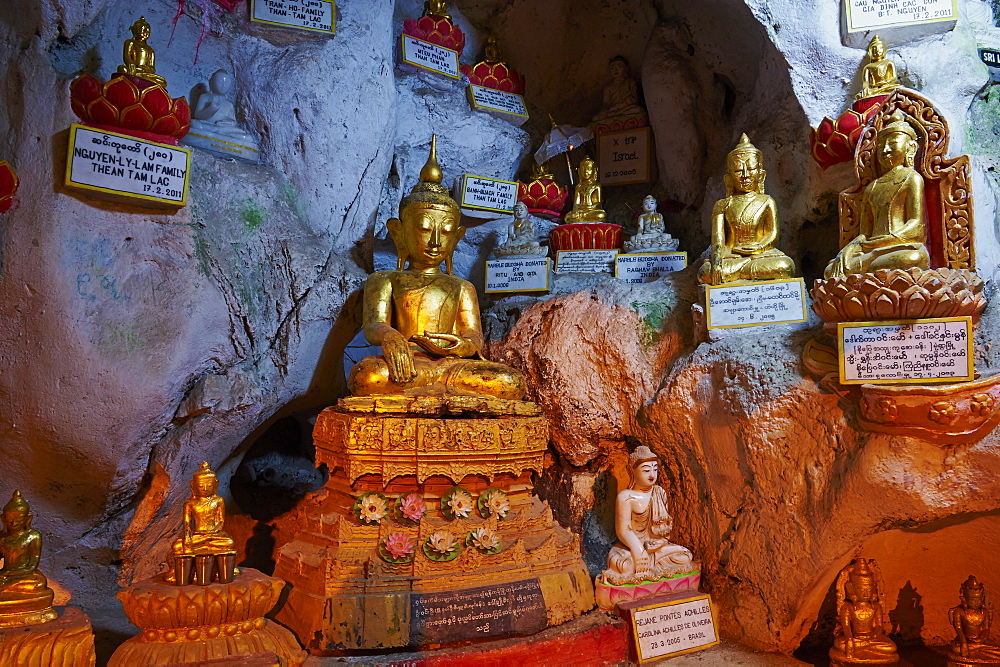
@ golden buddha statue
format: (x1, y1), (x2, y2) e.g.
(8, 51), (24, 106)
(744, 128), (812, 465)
(171, 462), (238, 586)
(600, 446), (694, 586)
(948, 576), (1000, 664)
(563, 157), (607, 223)
(117, 16), (167, 87)
(348, 136), (526, 400)
(824, 110), (929, 279)
(423, 0), (451, 21)
(0, 491), (57, 628)
(698, 134), (795, 285)
(829, 559), (899, 665)
(857, 35), (899, 101)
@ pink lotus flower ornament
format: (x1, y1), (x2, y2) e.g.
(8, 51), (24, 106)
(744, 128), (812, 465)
(382, 532), (418, 560)
(398, 493), (427, 522)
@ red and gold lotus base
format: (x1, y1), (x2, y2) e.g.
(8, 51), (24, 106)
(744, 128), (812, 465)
(69, 72), (190, 145)
(0, 161), (17, 214)
(402, 15), (465, 56)
(549, 223), (624, 251)
(810, 95), (887, 170)
(518, 177), (568, 219)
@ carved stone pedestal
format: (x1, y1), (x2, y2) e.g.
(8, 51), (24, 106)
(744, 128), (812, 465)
(109, 567), (305, 666)
(273, 399), (595, 652)
(0, 606), (96, 666)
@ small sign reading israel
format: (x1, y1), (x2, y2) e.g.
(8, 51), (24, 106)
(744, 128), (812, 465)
(555, 249), (617, 274)
(401, 34), (460, 79)
(459, 175), (518, 214)
(846, 0), (956, 32)
(597, 127), (651, 185)
(838, 316), (973, 385)
(485, 258), (549, 293)
(468, 85), (528, 118)
(251, 0), (335, 33)
(66, 124), (190, 206)
(631, 594), (719, 663)
(705, 278), (807, 329)
(616, 252), (687, 284)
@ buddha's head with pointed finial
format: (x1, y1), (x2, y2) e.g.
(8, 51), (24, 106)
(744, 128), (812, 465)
(726, 133), (765, 196)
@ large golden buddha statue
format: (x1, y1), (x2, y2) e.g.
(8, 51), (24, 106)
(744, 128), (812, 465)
(117, 16), (167, 87)
(171, 462), (238, 586)
(348, 136), (526, 400)
(948, 576), (1000, 664)
(829, 559), (898, 665)
(698, 134), (795, 285)
(824, 110), (929, 280)
(563, 156), (607, 223)
(0, 491), (57, 627)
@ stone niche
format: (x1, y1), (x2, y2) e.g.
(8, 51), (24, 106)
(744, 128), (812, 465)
(1, 0), (1000, 662)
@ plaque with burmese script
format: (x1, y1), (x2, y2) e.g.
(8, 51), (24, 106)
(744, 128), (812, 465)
(621, 593), (719, 663)
(410, 579), (547, 644)
(65, 124), (190, 207)
(485, 258), (549, 293)
(458, 175), (518, 214)
(555, 249), (617, 274)
(838, 316), (973, 385)
(250, 0), (335, 33)
(401, 34), (460, 79)
(467, 85), (528, 119)
(705, 278), (807, 329)
(596, 127), (651, 185)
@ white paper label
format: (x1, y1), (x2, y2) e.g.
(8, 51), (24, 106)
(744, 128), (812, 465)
(66, 124), (190, 205)
(468, 85), (528, 117)
(632, 595), (719, 662)
(401, 34), (460, 79)
(555, 249), (618, 274)
(485, 258), (549, 293)
(459, 175), (518, 213)
(615, 253), (687, 283)
(705, 278), (807, 329)
(839, 317), (973, 384)
(846, 0), (956, 31)
(251, 0), (335, 33)
(597, 127), (651, 185)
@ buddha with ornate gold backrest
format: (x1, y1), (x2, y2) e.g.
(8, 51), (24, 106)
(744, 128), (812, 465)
(829, 558), (898, 665)
(117, 16), (167, 87)
(563, 156), (606, 223)
(348, 136), (526, 400)
(824, 110), (929, 280)
(698, 134), (795, 285)
(857, 35), (899, 101)
(948, 576), (1000, 664)
(170, 462), (238, 586)
(0, 491), (57, 628)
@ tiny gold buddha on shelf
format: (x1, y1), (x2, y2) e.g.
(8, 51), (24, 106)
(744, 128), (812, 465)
(117, 16), (167, 87)
(274, 136), (593, 653)
(698, 134), (795, 285)
(947, 576), (1000, 666)
(857, 35), (899, 101)
(829, 558), (899, 665)
(110, 463), (305, 666)
(563, 156), (606, 223)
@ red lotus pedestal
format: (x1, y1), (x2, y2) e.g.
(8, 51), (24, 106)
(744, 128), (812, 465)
(402, 15), (465, 56)
(461, 61), (525, 94)
(810, 95), (887, 170)
(549, 223), (623, 251)
(0, 161), (17, 214)
(69, 72), (190, 145)
(518, 178), (568, 219)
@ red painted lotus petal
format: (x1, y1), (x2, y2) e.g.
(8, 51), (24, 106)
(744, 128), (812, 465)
(104, 77), (141, 109)
(0, 164), (16, 196)
(827, 133), (852, 160)
(151, 114), (180, 136)
(816, 117), (835, 138)
(87, 97), (120, 125)
(70, 73), (103, 105)
(494, 64), (508, 79)
(460, 64), (472, 78)
(121, 103), (156, 131)
(172, 98), (191, 126)
(140, 85), (173, 118)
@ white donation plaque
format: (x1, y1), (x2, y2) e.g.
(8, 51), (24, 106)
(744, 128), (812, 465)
(401, 34), (460, 79)
(458, 175), (518, 214)
(468, 85), (528, 118)
(705, 278), (807, 329)
(615, 252), (687, 284)
(846, 0), (956, 31)
(66, 124), (190, 206)
(250, 0), (335, 33)
(555, 249), (617, 274)
(485, 258), (549, 293)
(631, 594), (719, 662)
(838, 316), (973, 385)
(596, 127), (651, 185)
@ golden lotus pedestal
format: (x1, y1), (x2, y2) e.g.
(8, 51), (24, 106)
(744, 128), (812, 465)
(0, 607), (96, 666)
(109, 568), (305, 666)
(273, 396), (595, 653)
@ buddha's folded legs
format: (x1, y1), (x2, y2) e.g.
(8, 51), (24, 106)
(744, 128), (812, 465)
(349, 352), (526, 400)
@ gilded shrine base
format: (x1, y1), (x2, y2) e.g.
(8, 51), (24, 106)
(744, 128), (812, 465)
(273, 406), (595, 652)
(0, 606), (96, 666)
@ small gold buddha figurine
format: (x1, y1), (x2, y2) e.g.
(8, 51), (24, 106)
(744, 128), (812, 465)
(592, 56), (645, 123)
(600, 446), (694, 586)
(423, 0), (451, 21)
(563, 156), (607, 223)
(348, 136), (526, 400)
(117, 16), (167, 87)
(829, 558), (899, 665)
(948, 576), (1000, 664)
(698, 134), (795, 284)
(171, 462), (238, 586)
(824, 111), (929, 279)
(857, 35), (899, 101)
(0, 491), (57, 628)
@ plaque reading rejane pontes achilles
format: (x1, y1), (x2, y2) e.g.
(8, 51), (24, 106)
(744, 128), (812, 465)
(622, 592), (720, 663)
